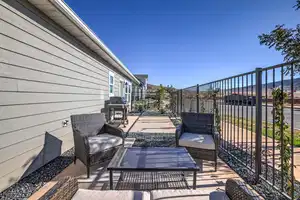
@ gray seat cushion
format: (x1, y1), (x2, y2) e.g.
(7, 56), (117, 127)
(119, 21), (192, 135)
(209, 191), (230, 200)
(179, 132), (215, 150)
(88, 134), (122, 154)
(72, 189), (150, 200)
(151, 189), (210, 200)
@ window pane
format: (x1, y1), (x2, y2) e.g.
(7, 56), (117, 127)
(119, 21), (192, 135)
(109, 85), (113, 94)
(110, 76), (114, 84)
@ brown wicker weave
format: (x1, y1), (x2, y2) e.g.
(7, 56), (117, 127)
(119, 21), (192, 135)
(225, 179), (261, 200)
(38, 177), (78, 200)
(176, 113), (219, 171)
(71, 113), (124, 178)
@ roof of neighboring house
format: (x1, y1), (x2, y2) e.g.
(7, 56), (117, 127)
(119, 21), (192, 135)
(134, 74), (148, 86)
(134, 74), (149, 79)
(28, 0), (140, 84)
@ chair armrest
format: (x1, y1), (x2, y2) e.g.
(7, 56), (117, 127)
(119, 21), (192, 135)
(103, 124), (124, 144)
(72, 127), (89, 163)
(225, 179), (261, 200)
(175, 124), (183, 146)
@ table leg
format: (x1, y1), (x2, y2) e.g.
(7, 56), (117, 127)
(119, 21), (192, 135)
(108, 109), (111, 123)
(120, 171), (123, 181)
(181, 171), (185, 181)
(109, 170), (113, 190)
(123, 108), (126, 128)
(193, 171), (197, 189)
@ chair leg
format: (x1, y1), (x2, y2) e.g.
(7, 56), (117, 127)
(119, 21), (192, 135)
(73, 156), (76, 164)
(215, 153), (217, 172)
(87, 166), (90, 178)
(215, 161), (217, 172)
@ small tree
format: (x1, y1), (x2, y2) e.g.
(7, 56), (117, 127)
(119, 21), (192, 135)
(208, 89), (221, 133)
(154, 84), (166, 113)
(199, 94), (206, 113)
(259, 1), (299, 197)
(165, 86), (177, 113)
(272, 88), (294, 196)
(258, 1), (300, 74)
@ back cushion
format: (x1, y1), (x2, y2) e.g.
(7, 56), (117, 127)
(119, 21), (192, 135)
(71, 113), (106, 136)
(181, 112), (214, 134)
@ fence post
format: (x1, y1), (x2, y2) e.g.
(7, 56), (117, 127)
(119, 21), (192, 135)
(255, 68), (262, 182)
(196, 84), (199, 113)
(180, 89), (183, 114)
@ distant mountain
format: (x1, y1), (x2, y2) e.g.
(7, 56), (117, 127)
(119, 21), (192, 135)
(264, 77), (300, 91)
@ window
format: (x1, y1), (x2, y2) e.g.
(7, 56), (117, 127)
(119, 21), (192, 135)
(124, 81), (132, 103)
(119, 80), (124, 97)
(109, 72), (114, 96)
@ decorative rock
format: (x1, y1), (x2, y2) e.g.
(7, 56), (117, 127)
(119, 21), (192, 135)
(0, 148), (74, 200)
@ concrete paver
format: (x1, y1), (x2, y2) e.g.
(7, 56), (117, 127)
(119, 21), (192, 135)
(129, 116), (176, 133)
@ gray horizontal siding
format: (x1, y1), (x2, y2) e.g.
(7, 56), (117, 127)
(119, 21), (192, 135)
(0, 0), (126, 192)
(0, 105), (102, 150)
(0, 92), (102, 106)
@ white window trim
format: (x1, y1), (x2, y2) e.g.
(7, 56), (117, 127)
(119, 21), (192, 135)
(109, 71), (114, 97)
(119, 78), (124, 97)
(124, 80), (132, 103)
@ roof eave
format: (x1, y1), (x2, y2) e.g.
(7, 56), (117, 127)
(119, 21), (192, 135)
(28, 0), (140, 84)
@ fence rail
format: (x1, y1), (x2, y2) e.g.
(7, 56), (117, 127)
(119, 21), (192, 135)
(171, 61), (300, 200)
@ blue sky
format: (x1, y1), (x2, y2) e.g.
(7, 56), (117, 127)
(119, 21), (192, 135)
(65, 0), (299, 88)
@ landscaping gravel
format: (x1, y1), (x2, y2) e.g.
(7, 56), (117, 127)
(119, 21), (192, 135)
(127, 112), (142, 116)
(141, 110), (170, 116)
(218, 146), (300, 200)
(0, 148), (74, 200)
(130, 132), (176, 147)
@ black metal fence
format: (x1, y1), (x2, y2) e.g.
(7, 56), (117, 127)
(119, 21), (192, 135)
(172, 61), (300, 199)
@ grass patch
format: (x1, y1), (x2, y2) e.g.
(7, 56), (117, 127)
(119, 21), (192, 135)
(222, 115), (300, 147)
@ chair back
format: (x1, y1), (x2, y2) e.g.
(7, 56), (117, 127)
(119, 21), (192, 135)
(181, 112), (214, 134)
(71, 113), (106, 137)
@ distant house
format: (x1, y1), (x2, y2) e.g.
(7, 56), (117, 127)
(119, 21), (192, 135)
(133, 74), (149, 100)
(224, 94), (256, 105)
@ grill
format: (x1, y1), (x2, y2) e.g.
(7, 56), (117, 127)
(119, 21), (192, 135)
(106, 96), (129, 127)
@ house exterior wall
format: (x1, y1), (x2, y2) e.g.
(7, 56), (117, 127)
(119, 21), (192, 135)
(0, 0), (130, 192)
(133, 75), (148, 100)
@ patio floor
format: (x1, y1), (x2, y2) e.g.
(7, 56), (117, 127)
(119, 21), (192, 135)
(29, 114), (254, 199)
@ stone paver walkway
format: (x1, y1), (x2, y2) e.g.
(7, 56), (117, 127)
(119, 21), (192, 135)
(129, 115), (176, 133)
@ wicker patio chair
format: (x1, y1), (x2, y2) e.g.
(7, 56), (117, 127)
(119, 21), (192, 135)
(176, 112), (219, 171)
(71, 113), (124, 178)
